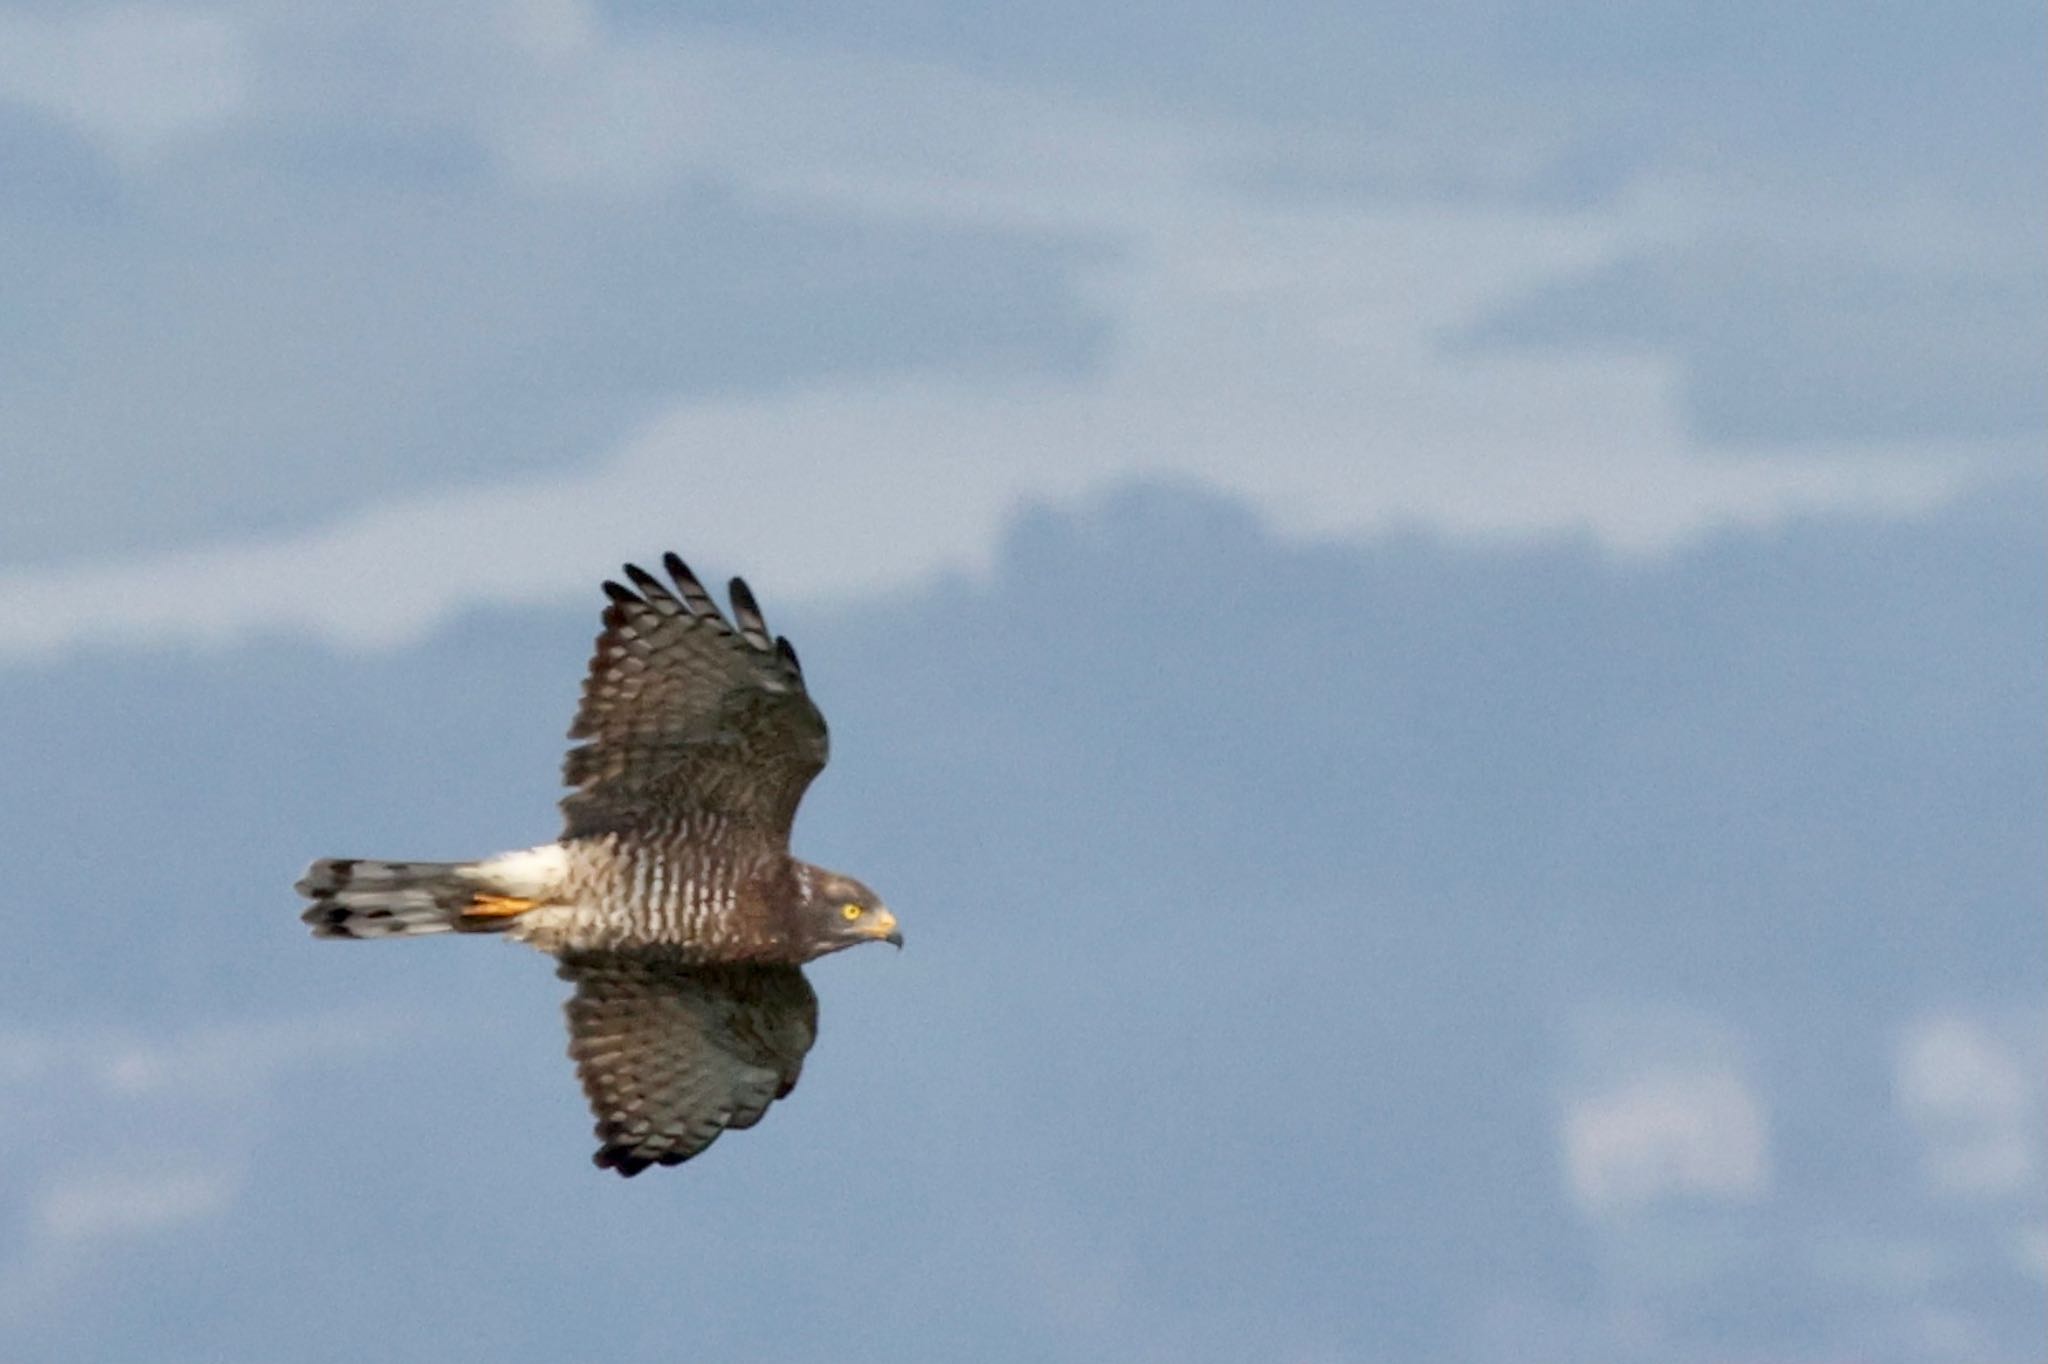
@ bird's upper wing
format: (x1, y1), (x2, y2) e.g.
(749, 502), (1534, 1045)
(559, 952), (818, 1176)
(559, 553), (827, 842)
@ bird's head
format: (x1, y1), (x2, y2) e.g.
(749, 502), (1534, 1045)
(795, 865), (901, 955)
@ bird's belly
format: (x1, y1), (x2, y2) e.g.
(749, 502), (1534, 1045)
(505, 842), (750, 956)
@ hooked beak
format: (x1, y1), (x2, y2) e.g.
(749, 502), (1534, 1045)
(870, 907), (904, 948)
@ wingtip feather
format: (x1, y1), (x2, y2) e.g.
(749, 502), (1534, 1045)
(727, 578), (771, 648)
(622, 563), (678, 609)
(662, 553), (719, 617)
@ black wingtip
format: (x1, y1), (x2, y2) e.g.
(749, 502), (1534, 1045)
(727, 578), (774, 648)
(662, 553), (718, 616)
(596, 1148), (651, 1177)
(601, 579), (640, 607)
(595, 1145), (696, 1177)
(621, 562), (673, 603)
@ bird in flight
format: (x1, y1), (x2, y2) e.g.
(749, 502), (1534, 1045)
(296, 552), (900, 1176)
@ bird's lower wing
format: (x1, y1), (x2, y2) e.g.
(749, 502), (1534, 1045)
(558, 953), (818, 1176)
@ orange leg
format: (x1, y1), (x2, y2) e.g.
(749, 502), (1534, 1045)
(464, 893), (540, 919)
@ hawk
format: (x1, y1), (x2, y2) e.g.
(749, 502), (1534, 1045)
(296, 552), (900, 1176)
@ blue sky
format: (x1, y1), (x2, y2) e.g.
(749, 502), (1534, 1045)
(0, 3), (2041, 1360)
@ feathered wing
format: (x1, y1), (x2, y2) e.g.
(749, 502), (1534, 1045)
(559, 553), (827, 842)
(558, 953), (818, 1176)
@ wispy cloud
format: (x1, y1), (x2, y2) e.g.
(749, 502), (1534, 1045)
(1896, 1011), (2046, 1200)
(0, 362), (1967, 665)
(0, 5), (248, 159)
(0, 1010), (405, 1323)
(1564, 1067), (1771, 1213)
(0, 1166), (239, 1324)
(1559, 1006), (1773, 1216)
(34, 1169), (235, 1243)
(0, 5), (1995, 664)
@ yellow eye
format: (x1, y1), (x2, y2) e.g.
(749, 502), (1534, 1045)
(840, 903), (864, 921)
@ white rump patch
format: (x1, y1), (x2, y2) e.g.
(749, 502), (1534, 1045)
(474, 844), (570, 897)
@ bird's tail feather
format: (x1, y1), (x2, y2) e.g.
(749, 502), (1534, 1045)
(296, 847), (564, 940)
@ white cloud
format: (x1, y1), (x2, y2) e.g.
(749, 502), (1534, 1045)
(0, 1010), (402, 1102)
(0, 186), (1967, 662)
(0, 353), (1965, 664)
(482, 6), (1218, 231)
(0, 1010), (403, 1322)
(0, 1165), (241, 1323)
(1564, 1067), (1771, 1213)
(0, 6), (1985, 664)
(0, 5), (248, 159)
(37, 1169), (235, 1242)
(1896, 1012), (2044, 1199)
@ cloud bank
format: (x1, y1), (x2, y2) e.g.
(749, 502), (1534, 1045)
(0, 5), (2001, 663)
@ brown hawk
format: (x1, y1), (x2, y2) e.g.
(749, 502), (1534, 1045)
(295, 552), (900, 1176)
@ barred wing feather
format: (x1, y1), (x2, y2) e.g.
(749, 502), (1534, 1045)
(558, 953), (818, 1175)
(560, 554), (827, 841)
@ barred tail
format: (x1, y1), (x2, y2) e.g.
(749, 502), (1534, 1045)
(296, 846), (566, 940)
